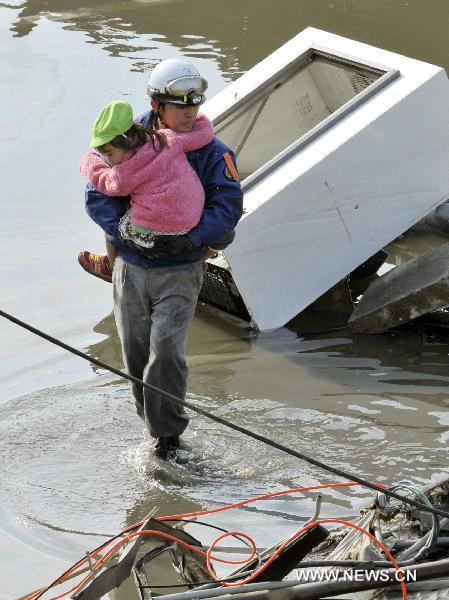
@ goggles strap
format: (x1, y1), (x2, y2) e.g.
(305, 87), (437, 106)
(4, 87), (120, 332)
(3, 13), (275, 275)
(153, 92), (204, 105)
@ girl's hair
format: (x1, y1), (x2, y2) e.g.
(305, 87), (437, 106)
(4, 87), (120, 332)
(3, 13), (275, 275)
(99, 123), (164, 152)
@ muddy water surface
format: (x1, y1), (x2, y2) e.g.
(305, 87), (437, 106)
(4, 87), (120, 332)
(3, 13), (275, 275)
(2, 2), (449, 598)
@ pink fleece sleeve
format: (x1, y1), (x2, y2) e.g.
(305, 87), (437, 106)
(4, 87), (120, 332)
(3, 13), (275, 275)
(177, 113), (214, 152)
(79, 151), (132, 196)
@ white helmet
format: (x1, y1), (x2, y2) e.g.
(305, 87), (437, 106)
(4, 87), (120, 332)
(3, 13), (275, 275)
(147, 58), (208, 106)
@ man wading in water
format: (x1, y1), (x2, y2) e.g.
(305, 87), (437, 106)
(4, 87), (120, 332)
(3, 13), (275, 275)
(79, 58), (243, 460)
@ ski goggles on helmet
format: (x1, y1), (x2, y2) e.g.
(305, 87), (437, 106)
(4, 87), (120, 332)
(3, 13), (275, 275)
(167, 75), (208, 97)
(149, 75), (208, 105)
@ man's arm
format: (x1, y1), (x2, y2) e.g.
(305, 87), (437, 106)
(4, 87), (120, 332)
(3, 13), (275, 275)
(186, 140), (243, 249)
(84, 184), (130, 251)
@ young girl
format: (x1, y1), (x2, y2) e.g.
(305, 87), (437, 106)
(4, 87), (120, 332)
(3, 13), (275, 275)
(79, 100), (214, 279)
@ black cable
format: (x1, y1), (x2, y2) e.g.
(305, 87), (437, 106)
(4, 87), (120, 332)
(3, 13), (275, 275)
(3, 307), (449, 520)
(295, 559), (409, 569)
(33, 518), (260, 598)
(134, 518), (263, 592)
(163, 519), (256, 549)
(134, 568), (147, 600)
(32, 518), (259, 598)
(135, 564), (269, 590)
(393, 537), (449, 551)
(137, 573), (256, 590)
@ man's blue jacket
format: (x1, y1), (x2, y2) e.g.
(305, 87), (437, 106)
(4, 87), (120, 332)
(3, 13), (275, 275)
(85, 110), (244, 268)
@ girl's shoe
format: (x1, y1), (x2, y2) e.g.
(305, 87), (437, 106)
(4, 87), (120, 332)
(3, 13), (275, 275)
(78, 251), (112, 283)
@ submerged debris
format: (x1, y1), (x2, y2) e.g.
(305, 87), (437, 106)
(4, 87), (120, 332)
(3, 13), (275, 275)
(349, 243), (449, 333)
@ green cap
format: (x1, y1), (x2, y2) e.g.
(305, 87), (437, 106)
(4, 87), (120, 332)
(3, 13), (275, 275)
(90, 101), (134, 148)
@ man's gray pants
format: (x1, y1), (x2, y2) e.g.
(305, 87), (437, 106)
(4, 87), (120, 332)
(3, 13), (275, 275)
(113, 257), (203, 439)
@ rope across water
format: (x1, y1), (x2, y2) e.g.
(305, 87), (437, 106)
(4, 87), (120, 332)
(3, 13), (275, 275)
(2, 307), (449, 520)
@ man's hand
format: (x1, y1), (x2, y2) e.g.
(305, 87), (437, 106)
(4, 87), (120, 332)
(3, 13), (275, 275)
(202, 248), (219, 272)
(137, 234), (195, 258)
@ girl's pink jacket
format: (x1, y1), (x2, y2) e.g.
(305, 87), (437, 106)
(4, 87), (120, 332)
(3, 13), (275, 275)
(80, 113), (214, 234)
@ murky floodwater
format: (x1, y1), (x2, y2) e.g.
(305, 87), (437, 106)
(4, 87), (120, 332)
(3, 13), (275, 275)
(2, 1), (449, 598)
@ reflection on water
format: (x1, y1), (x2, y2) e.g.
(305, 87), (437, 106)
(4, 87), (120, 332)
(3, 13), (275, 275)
(5, 0), (449, 77)
(85, 311), (124, 373)
(5, 0), (249, 77)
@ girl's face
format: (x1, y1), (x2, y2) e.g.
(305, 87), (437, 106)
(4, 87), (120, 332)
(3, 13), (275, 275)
(100, 143), (126, 166)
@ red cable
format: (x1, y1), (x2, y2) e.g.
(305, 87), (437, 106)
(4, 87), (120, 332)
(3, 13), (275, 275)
(23, 481), (384, 599)
(205, 519), (407, 599)
(46, 529), (257, 599)
(157, 481), (366, 522)
(44, 517), (407, 600)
